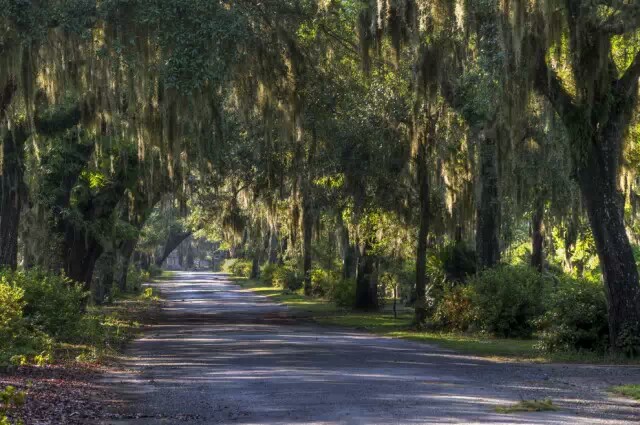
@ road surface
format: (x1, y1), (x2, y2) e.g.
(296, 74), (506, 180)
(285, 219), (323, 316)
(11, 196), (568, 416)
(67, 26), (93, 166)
(101, 272), (640, 424)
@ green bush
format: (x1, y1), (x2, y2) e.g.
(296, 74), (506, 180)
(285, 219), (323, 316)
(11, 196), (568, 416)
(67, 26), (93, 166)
(439, 243), (477, 282)
(221, 258), (253, 278)
(2, 270), (86, 340)
(272, 265), (302, 291)
(433, 284), (475, 331)
(537, 278), (609, 352)
(330, 278), (356, 307)
(0, 281), (26, 361)
(310, 267), (340, 297)
(468, 265), (551, 338)
(260, 263), (278, 285)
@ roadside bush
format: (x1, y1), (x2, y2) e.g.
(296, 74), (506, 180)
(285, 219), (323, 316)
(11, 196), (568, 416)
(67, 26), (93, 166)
(148, 264), (163, 278)
(310, 267), (340, 297)
(260, 263), (278, 285)
(439, 243), (477, 282)
(537, 278), (609, 353)
(3, 270), (86, 340)
(222, 259), (252, 278)
(469, 265), (551, 338)
(433, 284), (474, 331)
(329, 278), (356, 307)
(272, 265), (302, 291)
(0, 281), (26, 360)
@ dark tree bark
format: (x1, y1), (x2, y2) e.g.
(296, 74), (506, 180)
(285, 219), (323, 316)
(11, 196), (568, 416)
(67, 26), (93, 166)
(531, 200), (544, 272)
(337, 214), (355, 279)
(267, 224), (279, 264)
(0, 125), (27, 270)
(156, 230), (192, 267)
(301, 192), (314, 295)
(532, 24), (640, 348)
(117, 238), (137, 291)
(475, 129), (500, 269)
(415, 140), (430, 324)
(354, 239), (378, 310)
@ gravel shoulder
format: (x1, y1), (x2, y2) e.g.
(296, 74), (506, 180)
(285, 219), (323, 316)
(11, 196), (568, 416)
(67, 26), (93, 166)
(100, 272), (640, 424)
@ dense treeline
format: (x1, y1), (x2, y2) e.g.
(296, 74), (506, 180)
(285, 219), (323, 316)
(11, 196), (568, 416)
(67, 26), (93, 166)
(1, 0), (639, 360)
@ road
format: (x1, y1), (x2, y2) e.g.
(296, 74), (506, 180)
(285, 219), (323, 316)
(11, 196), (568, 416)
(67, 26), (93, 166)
(101, 272), (640, 424)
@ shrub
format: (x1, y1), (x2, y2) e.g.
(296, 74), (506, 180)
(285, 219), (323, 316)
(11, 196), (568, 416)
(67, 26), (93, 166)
(310, 267), (340, 297)
(2, 270), (86, 340)
(439, 243), (477, 282)
(272, 265), (302, 291)
(330, 278), (356, 307)
(222, 259), (252, 278)
(433, 284), (475, 331)
(260, 263), (278, 285)
(469, 265), (551, 338)
(537, 277), (608, 352)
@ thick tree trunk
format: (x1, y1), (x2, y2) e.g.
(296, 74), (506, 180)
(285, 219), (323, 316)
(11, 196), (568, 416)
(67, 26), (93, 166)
(0, 125), (27, 269)
(117, 238), (137, 291)
(268, 225), (279, 264)
(530, 200), (544, 272)
(301, 192), (313, 295)
(156, 230), (192, 267)
(354, 240), (377, 310)
(415, 142), (430, 325)
(476, 131), (500, 269)
(577, 141), (640, 349)
(63, 231), (103, 289)
(337, 215), (355, 279)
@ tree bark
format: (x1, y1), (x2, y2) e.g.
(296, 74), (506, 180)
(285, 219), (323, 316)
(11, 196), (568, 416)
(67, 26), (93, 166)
(577, 142), (640, 348)
(354, 239), (377, 310)
(268, 224), (279, 264)
(476, 129), (500, 269)
(301, 192), (314, 295)
(531, 200), (544, 272)
(415, 140), (430, 325)
(0, 125), (27, 269)
(337, 214), (355, 279)
(156, 230), (192, 267)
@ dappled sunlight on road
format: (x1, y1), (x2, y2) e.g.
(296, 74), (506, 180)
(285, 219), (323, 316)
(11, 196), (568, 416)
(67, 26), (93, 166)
(102, 272), (640, 425)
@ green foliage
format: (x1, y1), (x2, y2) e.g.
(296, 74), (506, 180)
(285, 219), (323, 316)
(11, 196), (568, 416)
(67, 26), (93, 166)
(433, 284), (475, 332)
(439, 243), (477, 282)
(272, 265), (302, 292)
(616, 322), (640, 358)
(259, 263), (278, 286)
(222, 259), (253, 279)
(0, 385), (26, 425)
(468, 266), (551, 338)
(2, 270), (86, 340)
(537, 278), (609, 353)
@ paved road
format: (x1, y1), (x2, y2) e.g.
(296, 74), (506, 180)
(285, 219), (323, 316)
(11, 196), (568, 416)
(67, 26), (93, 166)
(102, 272), (639, 424)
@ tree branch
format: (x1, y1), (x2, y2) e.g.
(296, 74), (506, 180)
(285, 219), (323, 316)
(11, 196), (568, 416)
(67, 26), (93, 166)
(618, 50), (640, 98)
(533, 51), (576, 123)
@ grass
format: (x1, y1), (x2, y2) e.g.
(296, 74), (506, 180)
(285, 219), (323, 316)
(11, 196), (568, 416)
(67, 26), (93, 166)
(494, 399), (558, 413)
(610, 384), (640, 400)
(231, 276), (638, 364)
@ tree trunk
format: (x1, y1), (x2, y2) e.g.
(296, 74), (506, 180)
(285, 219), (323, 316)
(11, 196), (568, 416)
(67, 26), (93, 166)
(354, 240), (377, 310)
(63, 231), (103, 289)
(530, 200), (544, 272)
(577, 142), (640, 349)
(338, 215), (355, 279)
(415, 141), (430, 325)
(156, 230), (192, 267)
(117, 238), (137, 291)
(0, 125), (27, 270)
(268, 225), (279, 264)
(301, 193), (313, 295)
(476, 130), (500, 269)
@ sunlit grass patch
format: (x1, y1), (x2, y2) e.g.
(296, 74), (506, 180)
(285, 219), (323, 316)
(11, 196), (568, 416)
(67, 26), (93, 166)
(494, 399), (558, 413)
(610, 384), (640, 400)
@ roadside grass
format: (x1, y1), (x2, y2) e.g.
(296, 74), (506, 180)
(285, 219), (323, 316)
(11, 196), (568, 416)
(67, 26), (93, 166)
(610, 384), (640, 401)
(230, 276), (639, 364)
(494, 399), (558, 413)
(53, 287), (161, 364)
